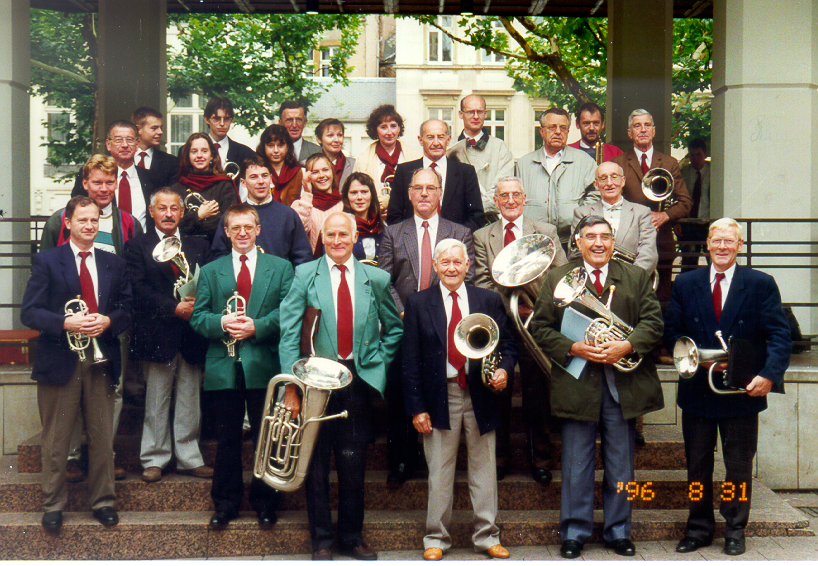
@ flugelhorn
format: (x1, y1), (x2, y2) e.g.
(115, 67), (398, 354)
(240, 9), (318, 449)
(553, 266), (641, 372)
(254, 357), (352, 491)
(454, 313), (502, 393)
(673, 331), (744, 395)
(183, 189), (206, 212)
(641, 167), (678, 212)
(222, 291), (246, 358)
(64, 296), (107, 364)
(152, 236), (193, 300)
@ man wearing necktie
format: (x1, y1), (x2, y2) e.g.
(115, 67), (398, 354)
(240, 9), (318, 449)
(132, 107), (179, 189)
(279, 211), (403, 560)
(530, 215), (664, 559)
(379, 167), (475, 486)
(402, 238), (517, 561)
(664, 218), (790, 556)
(190, 203), (295, 530)
(473, 176), (567, 483)
(21, 196), (133, 533)
(680, 138), (712, 271)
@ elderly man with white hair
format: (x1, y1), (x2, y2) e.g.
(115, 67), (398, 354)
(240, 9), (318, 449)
(402, 238), (517, 561)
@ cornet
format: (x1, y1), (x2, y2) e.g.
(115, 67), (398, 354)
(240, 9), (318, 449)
(673, 331), (745, 395)
(641, 167), (678, 212)
(222, 291), (247, 358)
(152, 236), (193, 300)
(454, 313), (503, 393)
(64, 296), (107, 364)
(183, 189), (206, 212)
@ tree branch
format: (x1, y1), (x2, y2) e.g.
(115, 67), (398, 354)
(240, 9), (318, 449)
(426, 19), (524, 62)
(30, 59), (93, 86)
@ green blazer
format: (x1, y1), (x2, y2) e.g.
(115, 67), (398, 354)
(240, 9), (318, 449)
(190, 252), (294, 391)
(279, 257), (403, 397)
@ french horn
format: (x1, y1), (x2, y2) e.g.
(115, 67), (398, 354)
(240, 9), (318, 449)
(222, 291), (246, 358)
(673, 331), (744, 395)
(453, 313), (502, 393)
(64, 296), (107, 364)
(152, 236), (195, 300)
(641, 167), (678, 212)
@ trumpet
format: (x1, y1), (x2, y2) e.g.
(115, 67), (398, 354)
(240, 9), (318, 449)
(553, 266), (641, 372)
(254, 357), (352, 491)
(183, 189), (207, 212)
(454, 313), (503, 393)
(152, 236), (193, 300)
(64, 296), (107, 364)
(222, 291), (247, 358)
(673, 331), (745, 395)
(641, 167), (678, 212)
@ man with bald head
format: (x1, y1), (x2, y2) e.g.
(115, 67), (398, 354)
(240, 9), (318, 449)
(387, 119), (485, 231)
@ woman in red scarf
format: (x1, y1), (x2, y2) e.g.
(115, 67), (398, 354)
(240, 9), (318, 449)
(291, 153), (344, 255)
(316, 118), (355, 190)
(173, 133), (238, 242)
(342, 172), (384, 265)
(256, 124), (302, 206)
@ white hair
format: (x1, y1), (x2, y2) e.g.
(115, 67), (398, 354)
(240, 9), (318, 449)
(628, 109), (654, 129)
(321, 211), (357, 239)
(708, 218), (744, 241)
(493, 176), (525, 195)
(433, 238), (468, 261)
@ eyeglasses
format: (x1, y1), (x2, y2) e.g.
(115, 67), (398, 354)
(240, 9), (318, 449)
(596, 174), (622, 183)
(461, 110), (486, 117)
(108, 137), (137, 145)
(228, 224), (257, 234)
(582, 234), (613, 243)
(496, 191), (524, 202)
(283, 117), (306, 125)
(410, 185), (440, 194)
(709, 239), (739, 247)
(543, 125), (569, 133)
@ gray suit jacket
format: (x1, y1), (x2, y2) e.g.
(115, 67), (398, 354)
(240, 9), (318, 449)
(298, 139), (322, 162)
(570, 200), (658, 272)
(379, 216), (475, 312)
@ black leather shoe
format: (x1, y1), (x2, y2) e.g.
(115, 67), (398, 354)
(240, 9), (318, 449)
(675, 536), (711, 553)
(339, 543), (378, 560)
(560, 539), (583, 559)
(605, 538), (636, 556)
(530, 466), (552, 485)
(92, 506), (119, 527)
(209, 511), (237, 530)
(387, 463), (413, 486)
(724, 537), (745, 556)
(634, 431), (646, 446)
(41, 510), (63, 533)
(496, 466), (507, 481)
(312, 548), (333, 560)
(257, 510), (277, 530)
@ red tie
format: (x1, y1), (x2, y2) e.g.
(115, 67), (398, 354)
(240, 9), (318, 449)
(640, 153), (649, 175)
(419, 221), (432, 291)
(78, 251), (98, 313)
(593, 269), (604, 296)
(713, 272), (725, 322)
(237, 254), (251, 304)
(164, 235), (181, 279)
(504, 222), (516, 247)
(467, 138), (476, 147)
(137, 152), (147, 169)
(448, 291), (467, 389)
(118, 171), (132, 214)
(430, 162), (441, 214)
(336, 265), (353, 359)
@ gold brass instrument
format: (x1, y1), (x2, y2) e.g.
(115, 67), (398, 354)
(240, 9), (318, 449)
(222, 291), (247, 358)
(491, 234), (557, 376)
(254, 357), (353, 491)
(454, 313), (503, 393)
(152, 236), (193, 300)
(223, 161), (240, 180)
(594, 141), (604, 165)
(183, 189), (207, 212)
(64, 296), (107, 364)
(379, 174), (394, 213)
(641, 167), (678, 212)
(553, 266), (642, 372)
(673, 331), (745, 395)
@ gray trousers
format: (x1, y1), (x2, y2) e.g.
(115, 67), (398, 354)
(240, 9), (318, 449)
(423, 382), (500, 552)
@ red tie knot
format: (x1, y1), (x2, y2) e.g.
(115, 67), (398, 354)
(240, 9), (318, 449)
(337, 264), (346, 274)
(467, 138), (476, 146)
(422, 220), (429, 229)
(715, 272), (725, 283)
(214, 142), (221, 150)
(506, 222), (515, 231)
(430, 162), (437, 170)
(140, 151), (147, 158)
(79, 251), (90, 260)
(240, 254), (248, 263)
(121, 171), (127, 179)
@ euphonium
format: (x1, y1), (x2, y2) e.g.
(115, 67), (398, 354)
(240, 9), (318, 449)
(611, 244), (659, 292)
(641, 167), (678, 212)
(152, 236), (192, 300)
(254, 357), (353, 491)
(553, 266), (641, 372)
(673, 331), (744, 395)
(454, 313), (502, 393)
(183, 189), (206, 212)
(222, 291), (246, 358)
(64, 296), (107, 364)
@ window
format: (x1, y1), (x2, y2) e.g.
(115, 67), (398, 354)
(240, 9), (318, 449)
(481, 49), (505, 64)
(483, 109), (506, 141)
(319, 47), (340, 77)
(168, 93), (206, 155)
(428, 107), (454, 132)
(428, 16), (453, 63)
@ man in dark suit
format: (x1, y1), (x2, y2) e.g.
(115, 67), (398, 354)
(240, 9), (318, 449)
(125, 188), (212, 483)
(189, 203), (295, 530)
(386, 119), (485, 231)
(530, 215), (664, 559)
(21, 196), (133, 533)
(379, 167), (475, 486)
(132, 107), (179, 188)
(203, 96), (256, 186)
(612, 109), (691, 301)
(664, 218), (791, 556)
(279, 100), (321, 162)
(473, 175), (567, 483)
(279, 211), (403, 560)
(403, 238), (515, 561)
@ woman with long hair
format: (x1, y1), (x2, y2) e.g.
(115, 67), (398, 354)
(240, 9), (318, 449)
(341, 172), (384, 264)
(256, 124), (302, 206)
(291, 153), (344, 256)
(316, 118), (355, 190)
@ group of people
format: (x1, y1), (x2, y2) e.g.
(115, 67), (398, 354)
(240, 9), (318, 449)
(20, 92), (788, 561)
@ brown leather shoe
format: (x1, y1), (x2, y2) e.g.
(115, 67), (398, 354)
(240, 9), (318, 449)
(178, 465), (214, 478)
(114, 467), (126, 481)
(66, 460), (84, 483)
(339, 543), (377, 560)
(141, 466), (162, 482)
(312, 548), (333, 560)
(423, 547), (443, 561)
(486, 544), (510, 559)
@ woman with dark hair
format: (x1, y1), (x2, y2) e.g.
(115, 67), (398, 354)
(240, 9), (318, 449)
(172, 132), (238, 242)
(291, 153), (344, 255)
(316, 118), (355, 190)
(341, 172), (384, 264)
(256, 124), (302, 206)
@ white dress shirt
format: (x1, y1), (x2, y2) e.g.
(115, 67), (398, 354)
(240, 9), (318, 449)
(501, 214), (524, 241)
(137, 146), (153, 170)
(710, 263), (736, 311)
(442, 282), (470, 378)
(209, 134), (230, 168)
(69, 241), (98, 304)
(422, 155), (448, 196)
(634, 146), (654, 170)
(464, 130), (485, 145)
(584, 261), (609, 290)
(231, 246), (258, 285)
(118, 163), (147, 231)
(602, 198), (624, 233)
(327, 255), (356, 360)
(414, 213), (439, 291)
(542, 147), (563, 175)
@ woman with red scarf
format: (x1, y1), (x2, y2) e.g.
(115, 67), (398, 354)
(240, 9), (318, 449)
(316, 118), (355, 190)
(291, 153), (344, 255)
(256, 124), (302, 206)
(342, 172), (384, 264)
(173, 133), (238, 242)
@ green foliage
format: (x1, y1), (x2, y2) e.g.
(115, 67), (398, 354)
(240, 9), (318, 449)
(672, 18), (712, 150)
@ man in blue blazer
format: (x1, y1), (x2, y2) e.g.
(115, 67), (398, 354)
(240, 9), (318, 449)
(402, 238), (516, 561)
(279, 211), (403, 561)
(21, 196), (133, 533)
(664, 217), (791, 556)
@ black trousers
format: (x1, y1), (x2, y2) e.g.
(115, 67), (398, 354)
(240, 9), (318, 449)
(210, 365), (280, 515)
(385, 349), (418, 474)
(306, 361), (373, 551)
(680, 222), (710, 272)
(681, 411), (758, 541)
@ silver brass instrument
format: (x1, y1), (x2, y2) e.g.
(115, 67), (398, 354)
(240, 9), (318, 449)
(183, 189), (207, 212)
(491, 234), (557, 375)
(222, 291), (247, 358)
(454, 313), (502, 393)
(611, 245), (660, 292)
(641, 167), (678, 212)
(152, 236), (194, 300)
(223, 161), (240, 180)
(673, 331), (744, 395)
(64, 296), (107, 364)
(254, 357), (353, 491)
(553, 266), (642, 372)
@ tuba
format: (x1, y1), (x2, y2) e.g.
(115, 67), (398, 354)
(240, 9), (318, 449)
(152, 236), (194, 300)
(183, 189), (207, 212)
(553, 266), (641, 372)
(64, 296), (107, 364)
(673, 331), (744, 395)
(454, 313), (502, 393)
(641, 167), (678, 212)
(491, 234), (557, 375)
(254, 357), (353, 491)
(222, 291), (246, 358)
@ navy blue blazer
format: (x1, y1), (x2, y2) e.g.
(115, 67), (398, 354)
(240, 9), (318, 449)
(402, 284), (516, 435)
(225, 137), (256, 168)
(124, 231), (209, 365)
(664, 265), (791, 418)
(20, 244), (133, 385)
(71, 166), (156, 231)
(146, 148), (179, 188)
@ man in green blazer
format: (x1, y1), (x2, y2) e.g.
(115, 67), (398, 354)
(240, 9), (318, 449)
(190, 203), (294, 530)
(279, 211), (403, 561)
